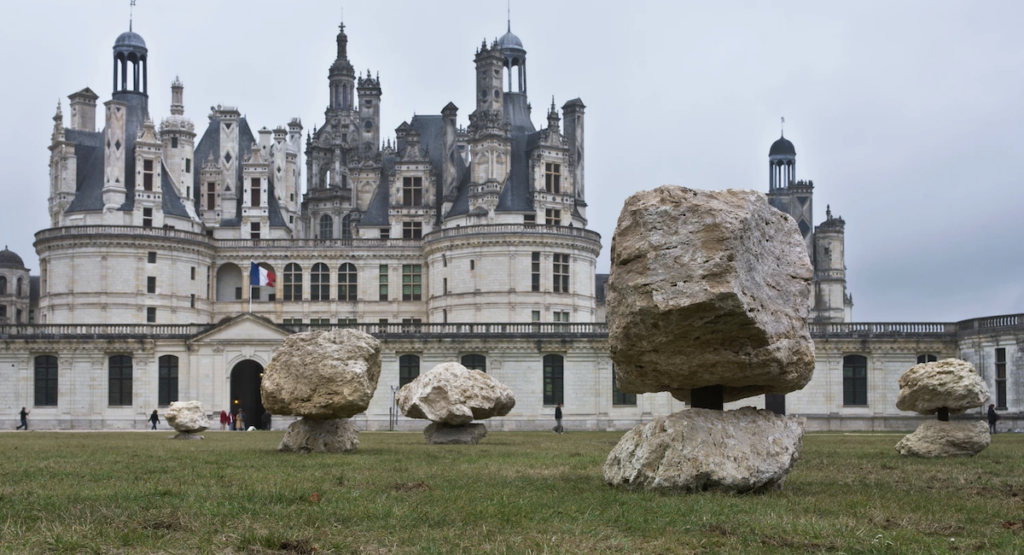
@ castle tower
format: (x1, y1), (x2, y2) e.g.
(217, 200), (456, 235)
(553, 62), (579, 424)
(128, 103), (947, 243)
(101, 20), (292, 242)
(766, 133), (814, 257)
(562, 98), (586, 216)
(466, 39), (510, 216)
(357, 69), (381, 155)
(48, 102), (76, 227)
(241, 146), (269, 239)
(132, 117), (164, 228)
(812, 206), (852, 322)
(499, 23), (527, 95)
(68, 88), (99, 131)
(329, 23), (356, 113)
(160, 77), (197, 209)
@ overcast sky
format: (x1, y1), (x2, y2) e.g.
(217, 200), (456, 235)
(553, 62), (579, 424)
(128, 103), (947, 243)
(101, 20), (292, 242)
(1, 1), (1021, 322)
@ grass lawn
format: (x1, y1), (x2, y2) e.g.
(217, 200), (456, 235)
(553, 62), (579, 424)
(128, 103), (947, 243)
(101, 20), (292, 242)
(1, 430), (1023, 554)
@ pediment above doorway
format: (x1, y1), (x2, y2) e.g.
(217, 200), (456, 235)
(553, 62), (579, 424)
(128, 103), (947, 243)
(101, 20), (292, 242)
(189, 313), (291, 344)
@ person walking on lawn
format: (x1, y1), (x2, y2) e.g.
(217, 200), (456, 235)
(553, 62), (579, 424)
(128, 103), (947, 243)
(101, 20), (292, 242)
(988, 404), (1000, 434)
(16, 407), (29, 430)
(148, 410), (160, 430)
(553, 403), (564, 434)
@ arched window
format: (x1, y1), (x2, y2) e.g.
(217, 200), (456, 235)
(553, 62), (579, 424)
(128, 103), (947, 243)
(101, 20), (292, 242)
(843, 355), (868, 406)
(338, 263), (357, 301)
(158, 355), (179, 407)
(109, 355), (133, 406)
(15, 278), (22, 297)
(311, 263), (330, 301)
(916, 354), (938, 364)
(319, 214), (333, 239)
(399, 355), (420, 388)
(284, 263), (303, 301)
(34, 355), (58, 407)
(543, 354), (564, 406)
(0, 276), (6, 295)
(341, 214), (352, 240)
(461, 354), (486, 373)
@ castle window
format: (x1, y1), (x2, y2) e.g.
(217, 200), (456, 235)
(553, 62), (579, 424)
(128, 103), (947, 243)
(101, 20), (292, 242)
(250, 222), (260, 239)
(158, 355), (179, 407)
(311, 263), (330, 301)
(16, 309), (22, 323)
(996, 348), (1007, 410)
(462, 354), (486, 373)
(532, 252), (541, 292)
(380, 228), (390, 239)
(843, 355), (868, 406)
(545, 209), (561, 226)
(171, 137), (178, 149)
(250, 178), (261, 207)
(543, 355), (564, 406)
(612, 367), (637, 406)
(553, 311), (570, 322)
(108, 355), (133, 406)
(553, 254), (570, 293)
(399, 355), (420, 388)
(147, 276), (156, 294)
(143, 208), (153, 228)
(545, 163), (561, 194)
(16, 277), (22, 297)
(34, 355), (58, 407)
(403, 221), (422, 239)
(524, 214), (536, 226)
(443, 278), (448, 295)
(402, 265), (422, 301)
(284, 263), (302, 302)
(143, 159), (154, 191)
(207, 183), (216, 210)
(532, 310), (540, 322)
(190, 294), (196, 308)
(442, 309), (447, 323)
(0, 276), (5, 294)
(191, 267), (196, 280)
(402, 177), (423, 207)
(0, 306), (5, 319)
(148, 252), (156, 263)
(338, 263), (357, 301)
(185, 159), (191, 173)
(147, 307), (156, 322)
(379, 265), (388, 301)
(319, 214), (334, 239)
(916, 354), (938, 364)
(341, 214), (352, 240)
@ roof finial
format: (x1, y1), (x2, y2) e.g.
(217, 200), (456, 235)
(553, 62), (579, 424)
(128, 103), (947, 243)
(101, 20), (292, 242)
(781, 116), (785, 137)
(508, 0), (511, 32)
(129, 0), (135, 32)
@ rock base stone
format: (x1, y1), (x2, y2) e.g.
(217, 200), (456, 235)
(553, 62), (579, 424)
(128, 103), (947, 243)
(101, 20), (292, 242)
(603, 407), (804, 493)
(895, 420), (990, 457)
(171, 433), (204, 440)
(424, 422), (488, 445)
(278, 418), (359, 453)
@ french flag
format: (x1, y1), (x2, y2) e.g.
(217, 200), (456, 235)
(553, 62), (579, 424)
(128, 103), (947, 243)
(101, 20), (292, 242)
(250, 262), (276, 287)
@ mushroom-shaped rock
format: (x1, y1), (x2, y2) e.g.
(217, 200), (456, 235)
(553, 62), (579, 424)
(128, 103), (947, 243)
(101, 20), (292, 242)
(895, 420), (990, 457)
(261, 329), (382, 419)
(397, 362), (515, 425)
(608, 186), (815, 404)
(896, 359), (989, 415)
(164, 401), (210, 439)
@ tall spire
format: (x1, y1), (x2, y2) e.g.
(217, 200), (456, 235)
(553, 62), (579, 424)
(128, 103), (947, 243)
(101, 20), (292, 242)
(508, 0), (511, 32)
(129, 0), (135, 32)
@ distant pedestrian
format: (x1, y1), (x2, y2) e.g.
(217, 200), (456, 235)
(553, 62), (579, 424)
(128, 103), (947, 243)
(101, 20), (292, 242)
(237, 409), (246, 431)
(553, 403), (564, 434)
(261, 411), (271, 430)
(228, 412), (235, 431)
(16, 407), (29, 430)
(219, 410), (228, 431)
(988, 404), (1000, 434)
(149, 410), (160, 430)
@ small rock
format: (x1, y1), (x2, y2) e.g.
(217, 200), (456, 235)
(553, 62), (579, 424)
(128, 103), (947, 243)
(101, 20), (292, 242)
(896, 359), (990, 415)
(895, 420), (990, 457)
(603, 407), (805, 493)
(397, 362), (515, 425)
(278, 418), (359, 453)
(424, 422), (488, 445)
(164, 401), (210, 433)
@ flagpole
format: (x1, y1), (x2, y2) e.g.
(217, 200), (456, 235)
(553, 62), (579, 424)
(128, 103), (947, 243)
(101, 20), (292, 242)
(249, 261), (253, 314)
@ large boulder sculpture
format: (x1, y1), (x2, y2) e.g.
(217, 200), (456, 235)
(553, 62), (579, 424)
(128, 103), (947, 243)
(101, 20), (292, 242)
(261, 329), (382, 453)
(165, 400), (210, 440)
(603, 186), (815, 493)
(397, 362), (515, 444)
(895, 359), (990, 457)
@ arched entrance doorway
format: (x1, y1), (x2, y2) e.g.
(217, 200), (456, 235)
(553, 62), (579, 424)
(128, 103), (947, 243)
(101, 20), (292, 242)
(230, 360), (268, 430)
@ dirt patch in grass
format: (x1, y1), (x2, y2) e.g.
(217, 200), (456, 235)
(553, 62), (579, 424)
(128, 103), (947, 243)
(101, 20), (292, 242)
(390, 481), (429, 493)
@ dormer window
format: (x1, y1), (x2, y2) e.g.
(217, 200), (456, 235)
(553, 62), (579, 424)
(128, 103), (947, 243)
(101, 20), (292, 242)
(402, 177), (423, 207)
(142, 159), (154, 191)
(545, 163), (561, 194)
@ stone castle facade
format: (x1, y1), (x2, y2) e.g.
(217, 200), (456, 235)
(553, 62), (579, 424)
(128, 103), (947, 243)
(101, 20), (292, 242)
(1, 22), (1020, 431)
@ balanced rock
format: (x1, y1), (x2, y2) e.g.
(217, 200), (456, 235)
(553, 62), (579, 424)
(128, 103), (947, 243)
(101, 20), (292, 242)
(164, 401), (210, 439)
(896, 359), (989, 415)
(424, 422), (489, 445)
(397, 362), (515, 426)
(895, 420), (990, 457)
(608, 186), (815, 403)
(261, 329), (382, 419)
(278, 418), (359, 453)
(604, 407), (805, 493)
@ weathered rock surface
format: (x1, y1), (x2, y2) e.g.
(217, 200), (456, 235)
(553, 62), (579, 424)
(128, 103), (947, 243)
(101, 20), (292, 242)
(896, 359), (989, 415)
(278, 417), (359, 453)
(895, 420), (990, 457)
(171, 432), (204, 440)
(397, 362), (515, 425)
(261, 329), (382, 419)
(424, 423), (488, 445)
(603, 407), (805, 493)
(607, 186), (815, 403)
(164, 401), (210, 433)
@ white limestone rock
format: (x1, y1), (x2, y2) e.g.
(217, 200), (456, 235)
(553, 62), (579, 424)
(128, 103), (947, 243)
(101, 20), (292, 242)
(397, 362), (515, 425)
(895, 420), (990, 457)
(164, 401), (210, 433)
(423, 423), (489, 445)
(603, 407), (805, 493)
(261, 329), (382, 419)
(607, 186), (815, 403)
(278, 417), (359, 453)
(896, 359), (989, 415)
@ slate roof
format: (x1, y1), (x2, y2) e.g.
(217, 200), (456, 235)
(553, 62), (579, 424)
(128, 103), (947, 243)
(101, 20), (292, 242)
(358, 154), (394, 227)
(64, 129), (104, 213)
(160, 162), (190, 218)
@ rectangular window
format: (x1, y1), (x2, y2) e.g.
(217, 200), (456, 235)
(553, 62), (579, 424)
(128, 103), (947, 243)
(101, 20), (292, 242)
(403, 265), (422, 301)
(0, 306), (6, 319)
(250, 178), (261, 207)
(235, 287), (242, 300)
(310, 318), (331, 326)
(403, 221), (422, 239)
(283, 318), (302, 325)
(379, 265), (389, 301)
(380, 228), (390, 239)
(143, 159), (154, 191)
(207, 183), (216, 210)
(185, 158), (191, 173)
(147, 276), (156, 294)
(191, 267), (196, 280)
(843, 355), (868, 406)
(34, 356), (58, 407)
(108, 355), (133, 406)
(532, 310), (541, 322)
(470, 260), (475, 271)
(553, 253), (570, 293)
(158, 355), (179, 407)
(996, 347), (1007, 410)
(148, 251), (156, 263)
(143, 208), (153, 228)
(443, 278), (448, 295)
(190, 294), (196, 308)
(15, 309), (22, 323)
(545, 162), (561, 194)
(402, 176), (423, 206)
(250, 286), (261, 301)
(543, 354), (564, 406)
(612, 367), (637, 406)
(553, 311), (570, 322)
(524, 214), (536, 226)
(545, 208), (561, 226)
(532, 252), (541, 292)
(338, 318), (357, 325)
(171, 137), (178, 149)
(442, 309), (447, 323)
(250, 222), (261, 239)
(147, 307), (156, 323)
